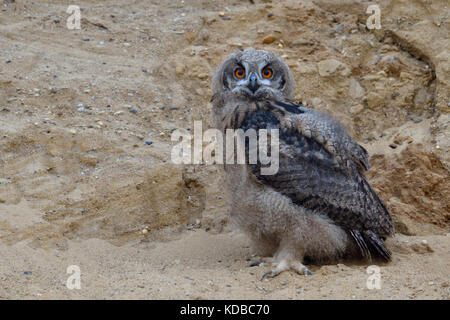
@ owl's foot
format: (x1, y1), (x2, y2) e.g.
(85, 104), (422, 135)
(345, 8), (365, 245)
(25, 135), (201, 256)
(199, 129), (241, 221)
(261, 259), (313, 280)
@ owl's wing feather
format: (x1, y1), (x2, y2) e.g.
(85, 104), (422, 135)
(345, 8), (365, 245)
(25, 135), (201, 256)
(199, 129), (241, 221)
(272, 101), (370, 173)
(228, 100), (394, 261)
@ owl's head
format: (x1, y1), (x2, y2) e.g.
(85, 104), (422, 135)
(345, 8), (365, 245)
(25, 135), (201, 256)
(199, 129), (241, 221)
(212, 49), (295, 103)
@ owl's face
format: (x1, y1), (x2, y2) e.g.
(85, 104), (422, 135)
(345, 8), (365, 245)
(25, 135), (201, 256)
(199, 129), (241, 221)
(213, 49), (295, 102)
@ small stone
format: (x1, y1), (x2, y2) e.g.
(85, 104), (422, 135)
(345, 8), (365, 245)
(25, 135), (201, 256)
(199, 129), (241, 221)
(389, 143), (398, 149)
(142, 229), (148, 234)
(218, 12), (225, 17)
(262, 35), (277, 44)
(311, 98), (322, 107)
(366, 92), (385, 110)
(82, 38), (90, 41)
(317, 59), (350, 77)
(350, 104), (364, 115)
(348, 77), (365, 99)
(334, 25), (344, 33)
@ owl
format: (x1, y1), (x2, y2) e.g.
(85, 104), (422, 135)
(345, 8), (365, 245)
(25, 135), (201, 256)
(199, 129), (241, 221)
(211, 49), (394, 278)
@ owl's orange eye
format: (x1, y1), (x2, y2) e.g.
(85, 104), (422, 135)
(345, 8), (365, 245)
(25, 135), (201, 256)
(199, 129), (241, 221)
(261, 67), (273, 79)
(234, 67), (246, 79)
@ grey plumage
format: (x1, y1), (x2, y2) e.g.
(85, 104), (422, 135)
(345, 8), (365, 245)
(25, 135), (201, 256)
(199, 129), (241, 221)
(211, 49), (394, 277)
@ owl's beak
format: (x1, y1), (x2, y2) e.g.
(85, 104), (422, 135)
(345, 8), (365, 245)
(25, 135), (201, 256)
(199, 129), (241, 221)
(247, 72), (259, 93)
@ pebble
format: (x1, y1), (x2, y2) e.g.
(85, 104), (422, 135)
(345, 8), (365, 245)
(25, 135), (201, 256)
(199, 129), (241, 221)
(218, 12), (225, 17)
(334, 25), (344, 33)
(317, 59), (350, 77)
(262, 35), (276, 44)
(389, 143), (398, 149)
(6, 59), (11, 64)
(142, 229), (148, 234)
(82, 38), (90, 41)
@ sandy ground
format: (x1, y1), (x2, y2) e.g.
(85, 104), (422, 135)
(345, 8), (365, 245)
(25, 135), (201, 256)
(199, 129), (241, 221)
(1, 230), (449, 299)
(0, 0), (449, 299)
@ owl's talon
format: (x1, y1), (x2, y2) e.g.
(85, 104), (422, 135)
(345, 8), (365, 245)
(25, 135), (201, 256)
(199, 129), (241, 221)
(304, 268), (314, 276)
(249, 261), (265, 267)
(261, 269), (277, 280)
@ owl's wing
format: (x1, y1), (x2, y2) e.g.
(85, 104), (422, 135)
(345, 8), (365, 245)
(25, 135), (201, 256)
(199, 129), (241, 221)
(227, 100), (394, 261)
(273, 101), (370, 173)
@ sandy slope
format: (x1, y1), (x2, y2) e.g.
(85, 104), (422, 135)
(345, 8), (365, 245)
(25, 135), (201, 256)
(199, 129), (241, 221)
(0, 0), (449, 299)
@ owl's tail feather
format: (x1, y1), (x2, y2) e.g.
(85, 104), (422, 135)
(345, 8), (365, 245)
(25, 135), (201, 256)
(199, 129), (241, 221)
(363, 230), (392, 262)
(350, 230), (391, 262)
(350, 230), (371, 261)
